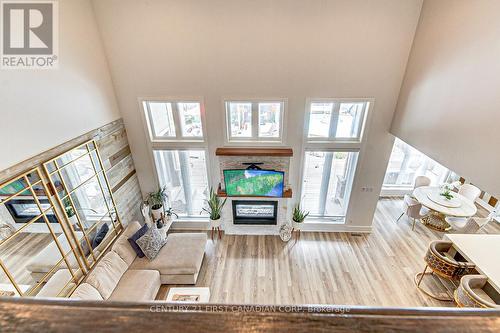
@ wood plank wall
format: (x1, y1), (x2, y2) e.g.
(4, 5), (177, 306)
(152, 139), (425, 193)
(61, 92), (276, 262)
(0, 119), (143, 226)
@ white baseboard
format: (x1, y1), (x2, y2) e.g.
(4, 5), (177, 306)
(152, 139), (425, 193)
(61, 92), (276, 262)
(171, 220), (372, 234)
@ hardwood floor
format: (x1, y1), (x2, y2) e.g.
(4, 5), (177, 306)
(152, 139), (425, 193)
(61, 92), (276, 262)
(158, 197), (500, 307)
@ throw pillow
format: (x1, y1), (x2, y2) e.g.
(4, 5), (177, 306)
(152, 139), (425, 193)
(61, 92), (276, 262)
(92, 223), (109, 249)
(135, 226), (165, 260)
(127, 223), (149, 258)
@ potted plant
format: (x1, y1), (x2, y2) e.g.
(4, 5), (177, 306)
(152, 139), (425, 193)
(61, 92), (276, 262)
(157, 207), (178, 232)
(146, 186), (168, 221)
(202, 188), (227, 239)
(292, 204), (309, 230)
(439, 184), (455, 200)
(63, 197), (78, 226)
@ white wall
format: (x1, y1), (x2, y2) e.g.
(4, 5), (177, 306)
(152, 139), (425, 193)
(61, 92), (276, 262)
(92, 0), (422, 230)
(0, 0), (120, 171)
(391, 0), (500, 197)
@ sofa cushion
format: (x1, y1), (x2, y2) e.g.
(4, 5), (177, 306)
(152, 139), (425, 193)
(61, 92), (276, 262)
(86, 252), (128, 299)
(136, 226), (166, 260)
(26, 232), (83, 274)
(128, 224), (149, 258)
(130, 233), (206, 275)
(111, 221), (142, 265)
(70, 283), (103, 300)
(108, 270), (160, 302)
(92, 223), (109, 249)
(36, 269), (74, 298)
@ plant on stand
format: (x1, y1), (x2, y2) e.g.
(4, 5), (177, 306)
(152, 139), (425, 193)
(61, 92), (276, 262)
(147, 186), (168, 221)
(292, 204), (309, 240)
(202, 188), (227, 240)
(63, 197), (78, 227)
(158, 207), (178, 232)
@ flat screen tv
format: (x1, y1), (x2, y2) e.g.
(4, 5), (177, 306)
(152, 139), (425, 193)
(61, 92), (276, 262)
(223, 169), (284, 197)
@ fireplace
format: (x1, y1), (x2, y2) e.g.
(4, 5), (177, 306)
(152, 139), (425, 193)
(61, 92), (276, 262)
(232, 200), (278, 225)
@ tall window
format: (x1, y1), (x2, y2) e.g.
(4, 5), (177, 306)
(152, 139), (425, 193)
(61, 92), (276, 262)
(302, 151), (358, 220)
(383, 138), (450, 190)
(143, 100), (209, 219)
(225, 100), (284, 143)
(153, 150), (208, 217)
(300, 99), (370, 222)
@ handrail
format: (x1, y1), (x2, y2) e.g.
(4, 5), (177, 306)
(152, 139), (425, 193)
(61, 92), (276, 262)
(0, 298), (498, 332)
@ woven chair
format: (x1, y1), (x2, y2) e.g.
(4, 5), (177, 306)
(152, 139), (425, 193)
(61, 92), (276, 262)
(415, 240), (476, 301)
(454, 275), (500, 308)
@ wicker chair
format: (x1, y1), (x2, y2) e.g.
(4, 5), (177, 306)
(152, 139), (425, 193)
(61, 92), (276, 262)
(454, 275), (500, 308)
(415, 240), (476, 301)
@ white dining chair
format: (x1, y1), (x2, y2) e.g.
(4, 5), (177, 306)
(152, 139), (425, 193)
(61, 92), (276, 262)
(396, 194), (430, 230)
(414, 175), (431, 189)
(447, 210), (496, 234)
(458, 184), (481, 202)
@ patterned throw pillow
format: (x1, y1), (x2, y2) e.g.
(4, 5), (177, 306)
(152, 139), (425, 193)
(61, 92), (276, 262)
(135, 226), (166, 260)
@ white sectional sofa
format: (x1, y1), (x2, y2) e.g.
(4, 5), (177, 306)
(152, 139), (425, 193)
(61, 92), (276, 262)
(68, 221), (207, 301)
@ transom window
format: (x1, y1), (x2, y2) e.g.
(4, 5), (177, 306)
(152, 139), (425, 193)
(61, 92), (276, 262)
(307, 100), (368, 141)
(225, 100), (284, 142)
(144, 101), (204, 141)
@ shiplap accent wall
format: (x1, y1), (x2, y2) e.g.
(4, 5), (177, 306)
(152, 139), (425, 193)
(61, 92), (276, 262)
(0, 119), (142, 226)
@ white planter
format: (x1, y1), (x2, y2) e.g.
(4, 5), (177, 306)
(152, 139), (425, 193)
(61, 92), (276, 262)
(292, 220), (303, 230)
(210, 218), (222, 228)
(151, 205), (163, 221)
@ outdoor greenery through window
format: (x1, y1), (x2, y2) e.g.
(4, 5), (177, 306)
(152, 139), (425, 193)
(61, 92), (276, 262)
(225, 100), (283, 142)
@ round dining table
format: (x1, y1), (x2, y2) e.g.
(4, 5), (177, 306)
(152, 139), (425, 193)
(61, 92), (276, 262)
(413, 186), (477, 231)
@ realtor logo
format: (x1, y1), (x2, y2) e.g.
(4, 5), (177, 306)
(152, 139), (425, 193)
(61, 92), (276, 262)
(1, 0), (58, 69)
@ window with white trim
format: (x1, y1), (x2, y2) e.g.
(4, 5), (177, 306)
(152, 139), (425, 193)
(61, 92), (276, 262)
(144, 101), (204, 141)
(300, 99), (370, 222)
(225, 100), (284, 143)
(142, 99), (209, 219)
(382, 138), (450, 191)
(307, 101), (368, 141)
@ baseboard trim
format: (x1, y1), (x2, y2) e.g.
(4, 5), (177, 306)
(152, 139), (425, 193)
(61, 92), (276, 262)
(171, 221), (372, 234)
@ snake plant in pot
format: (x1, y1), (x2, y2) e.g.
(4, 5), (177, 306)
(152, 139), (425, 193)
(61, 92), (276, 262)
(292, 204), (309, 230)
(202, 188), (227, 228)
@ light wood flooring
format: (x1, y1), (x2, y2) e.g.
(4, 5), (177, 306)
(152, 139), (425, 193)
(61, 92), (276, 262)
(158, 197), (500, 307)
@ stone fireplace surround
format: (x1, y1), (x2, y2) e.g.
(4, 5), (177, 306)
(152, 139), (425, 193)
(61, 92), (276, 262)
(216, 148), (293, 235)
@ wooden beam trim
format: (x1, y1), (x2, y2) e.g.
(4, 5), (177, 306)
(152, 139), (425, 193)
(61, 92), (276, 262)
(110, 169), (136, 194)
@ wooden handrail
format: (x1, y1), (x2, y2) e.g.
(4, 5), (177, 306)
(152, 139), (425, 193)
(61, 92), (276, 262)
(0, 298), (499, 332)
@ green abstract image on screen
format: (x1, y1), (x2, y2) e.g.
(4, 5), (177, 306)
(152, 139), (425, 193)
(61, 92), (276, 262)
(223, 169), (284, 197)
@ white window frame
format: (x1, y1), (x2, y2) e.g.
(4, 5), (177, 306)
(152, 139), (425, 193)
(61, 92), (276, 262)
(143, 98), (207, 143)
(298, 98), (374, 224)
(304, 98), (370, 144)
(223, 98), (287, 145)
(139, 97), (211, 222)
